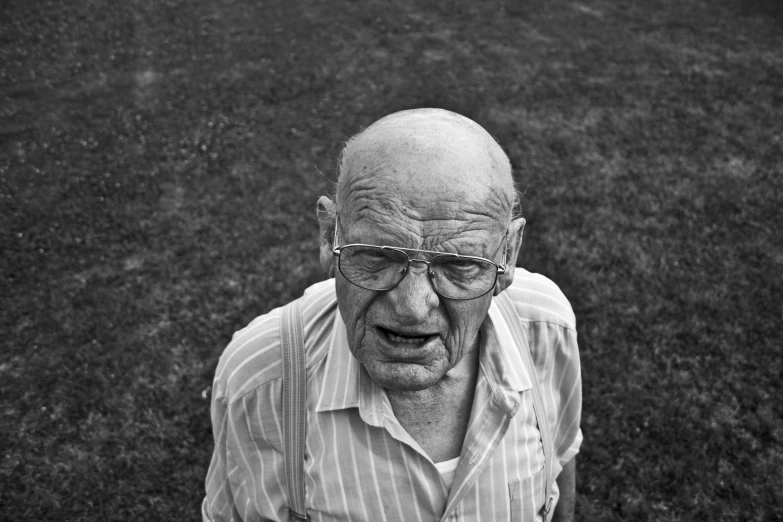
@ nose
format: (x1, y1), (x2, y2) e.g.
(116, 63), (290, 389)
(386, 261), (440, 324)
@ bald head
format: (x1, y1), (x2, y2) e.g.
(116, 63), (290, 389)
(336, 109), (516, 225)
(316, 108), (525, 296)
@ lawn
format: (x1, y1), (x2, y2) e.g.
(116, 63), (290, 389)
(1, 0), (781, 520)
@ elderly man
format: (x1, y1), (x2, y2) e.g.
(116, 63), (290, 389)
(203, 109), (582, 521)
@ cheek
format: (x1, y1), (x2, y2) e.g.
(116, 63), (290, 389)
(335, 278), (374, 353)
(444, 299), (492, 351)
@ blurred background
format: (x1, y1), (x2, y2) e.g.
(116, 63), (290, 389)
(1, 0), (781, 520)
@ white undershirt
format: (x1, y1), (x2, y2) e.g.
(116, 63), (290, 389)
(434, 456), (461, 491)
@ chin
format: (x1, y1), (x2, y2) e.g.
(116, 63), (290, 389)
(382, 379), (434, 393)
(363, 360), (445, 392)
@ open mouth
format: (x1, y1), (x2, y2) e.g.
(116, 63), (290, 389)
(378, 327), (433, 345)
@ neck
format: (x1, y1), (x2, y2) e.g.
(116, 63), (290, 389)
(386, 336), (481, 462)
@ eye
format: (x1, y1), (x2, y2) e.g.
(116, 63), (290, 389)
(437, 257), (483, 276)
(369, 249), (406, 262)
(348, 247), (406, 270)
(363, 250), (387, 260)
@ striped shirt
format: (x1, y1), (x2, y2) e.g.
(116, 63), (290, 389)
(203, 269), (582, 522)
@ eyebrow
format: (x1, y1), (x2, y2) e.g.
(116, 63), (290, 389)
(335, 220), (506, 261)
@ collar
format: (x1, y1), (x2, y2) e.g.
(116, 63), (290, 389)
(484, 300), (533, 394)
(314, 310), (390, 427)
(315, 298), (532, 422)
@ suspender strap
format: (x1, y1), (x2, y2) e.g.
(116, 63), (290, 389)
(496, 293), (556, 521)
(280, 300), (310, 522)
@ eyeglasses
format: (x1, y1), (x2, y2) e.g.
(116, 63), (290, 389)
(332, 223), (507, 300)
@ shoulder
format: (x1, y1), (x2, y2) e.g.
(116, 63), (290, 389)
(212, 279), (338, 404)
(503, 268), (576, 330)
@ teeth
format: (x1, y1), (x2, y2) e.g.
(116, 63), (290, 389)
(387, 332), (426, 344)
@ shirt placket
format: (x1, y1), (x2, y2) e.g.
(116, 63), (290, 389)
(439, 382), (519, 521)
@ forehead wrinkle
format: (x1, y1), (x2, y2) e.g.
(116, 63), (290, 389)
(339, 154), (512, 224)
(344, 179), (507, 227)
(347, 197), (508, 256)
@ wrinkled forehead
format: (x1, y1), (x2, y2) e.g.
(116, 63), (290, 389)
(336, 110), (514, 232)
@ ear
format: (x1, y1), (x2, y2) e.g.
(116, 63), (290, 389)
(316, 195), (337, 277)
(493, 217), (525, 296)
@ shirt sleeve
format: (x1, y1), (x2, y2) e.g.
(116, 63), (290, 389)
(505, 269), (583, 471)
(202, 304), (293, 522)
(203, 392), (246, 522)
(552, 325), (582, 466)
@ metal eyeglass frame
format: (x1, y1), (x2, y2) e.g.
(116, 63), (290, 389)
(331, 221), (508, 300)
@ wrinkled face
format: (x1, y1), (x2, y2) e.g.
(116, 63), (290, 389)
(334, 212), (507, 392)
(332, 117), (512, 392)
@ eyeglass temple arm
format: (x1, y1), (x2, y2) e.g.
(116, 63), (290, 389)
(332, 221), (340, 254)
(496, 235), (510, 274)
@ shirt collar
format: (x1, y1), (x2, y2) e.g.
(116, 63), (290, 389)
(484, 299), (533, 394)
(314, 310), (389, 427)
(315, 298), (532, 420)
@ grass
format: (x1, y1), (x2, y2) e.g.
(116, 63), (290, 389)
(1, 0), (781, 520)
